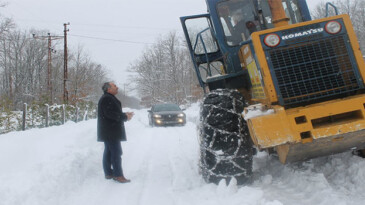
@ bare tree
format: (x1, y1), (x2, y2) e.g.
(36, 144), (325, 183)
(68, 45), (108, 104)
(129, 31), (202, 107)
(0, 26), (109, 110)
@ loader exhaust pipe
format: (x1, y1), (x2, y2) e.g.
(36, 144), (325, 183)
(268, 0), (290, 27)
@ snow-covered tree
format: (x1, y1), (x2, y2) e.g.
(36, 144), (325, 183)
(129, 31), (203, 107)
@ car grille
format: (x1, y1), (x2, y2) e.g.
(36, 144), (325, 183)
(267, 35), (360, 106)
(161, 114), (178, 121)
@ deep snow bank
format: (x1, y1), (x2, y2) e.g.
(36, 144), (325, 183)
(1, 104), (365, 205)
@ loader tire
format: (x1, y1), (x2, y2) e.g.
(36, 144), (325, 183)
(199, 89), (253, 185)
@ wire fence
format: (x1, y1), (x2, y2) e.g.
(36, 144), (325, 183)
(0, 103), (97, 135)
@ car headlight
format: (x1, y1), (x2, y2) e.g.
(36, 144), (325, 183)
(153, 114), (161, 118)
(178, 113), (185, 117)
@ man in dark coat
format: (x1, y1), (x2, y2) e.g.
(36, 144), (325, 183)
(97, 82), (134, 183)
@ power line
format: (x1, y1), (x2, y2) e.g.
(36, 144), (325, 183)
(10, 18), (175, 31)
(69, 34), (154, 45)
(72, 22), (172, 31)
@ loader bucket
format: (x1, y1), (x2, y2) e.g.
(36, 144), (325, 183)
(247, 94), (365, 163)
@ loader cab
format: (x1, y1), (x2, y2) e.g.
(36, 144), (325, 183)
(180, 0), (311, 90)
(218, 0), (308, 46)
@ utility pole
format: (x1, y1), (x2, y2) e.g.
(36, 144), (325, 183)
(63, 23), (70, 104)
(33, 33), (63, 103)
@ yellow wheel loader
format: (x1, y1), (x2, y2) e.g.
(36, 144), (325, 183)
(180, 0), (365, 185)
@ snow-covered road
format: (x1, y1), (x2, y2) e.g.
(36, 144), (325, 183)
(1, 104), (365, 205)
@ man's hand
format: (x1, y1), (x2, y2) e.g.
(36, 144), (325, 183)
(126, 112), (134, 121)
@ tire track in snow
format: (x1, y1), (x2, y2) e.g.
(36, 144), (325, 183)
(123, 121), (201, 205)
(122, 126), (156, 205)
(134, 127), (178, 205)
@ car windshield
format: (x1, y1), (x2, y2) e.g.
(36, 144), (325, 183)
(153, 104), (181, 112)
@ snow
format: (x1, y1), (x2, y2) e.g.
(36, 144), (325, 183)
(1, 103), (365, 205)
(244, 104), (275, 120)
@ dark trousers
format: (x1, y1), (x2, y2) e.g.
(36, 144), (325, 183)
(103, 140), (124, 177)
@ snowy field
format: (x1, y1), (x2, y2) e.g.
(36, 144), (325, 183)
(1, 103), (365, 205)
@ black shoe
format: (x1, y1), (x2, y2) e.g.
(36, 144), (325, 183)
(105, 175), (113, 180)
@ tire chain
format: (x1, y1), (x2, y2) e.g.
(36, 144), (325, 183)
(199, 89), (253, 184)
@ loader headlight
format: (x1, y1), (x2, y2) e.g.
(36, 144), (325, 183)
(325, 21), (341, 34)
(264, 33), (280, 47)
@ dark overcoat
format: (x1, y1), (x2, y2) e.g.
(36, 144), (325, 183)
(97, 92), (128, 142)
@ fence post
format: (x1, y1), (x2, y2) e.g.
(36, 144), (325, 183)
(75, 106), (79, 123)
(84, 109), (88, 121)
(62, 104), (66, 124)
(22, 103), (27, 131)
(45, 104), (49, 127)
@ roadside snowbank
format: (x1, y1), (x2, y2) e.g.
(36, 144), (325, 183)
(1, 104), (365, 205)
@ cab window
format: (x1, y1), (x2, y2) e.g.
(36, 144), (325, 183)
(217, 0), (259, 46)
(282, 0), (302, 24)
(217, 0), (304, 46)
(184, 17), (219, 55)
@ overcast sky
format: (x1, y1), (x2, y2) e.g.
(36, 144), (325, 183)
(2, 0), (320, 95)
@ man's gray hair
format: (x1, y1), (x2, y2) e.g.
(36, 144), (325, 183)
(102, 82), (111, 92)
